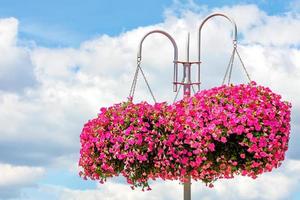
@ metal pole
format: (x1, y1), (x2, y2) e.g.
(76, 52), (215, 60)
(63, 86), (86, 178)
(135, 13), (238, 200)
(183, 33), (192, 200)
(183, 33), (192, 97)
(184, 176), (191, 200)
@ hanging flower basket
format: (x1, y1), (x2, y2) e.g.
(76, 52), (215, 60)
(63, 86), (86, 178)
(163, 81), (291, 186)
(79, 82), (291, 190)
(79, 101), (171, 190)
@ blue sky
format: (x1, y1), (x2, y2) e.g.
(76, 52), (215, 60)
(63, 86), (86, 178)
(0, 0), (173, 46)
(0, 0), (295, 47)
(0, 0), (300, 199)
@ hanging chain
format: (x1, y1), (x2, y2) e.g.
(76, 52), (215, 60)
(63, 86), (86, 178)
(129, 60), (140, 98)
(128, 58), (157, 103)
(191, 85), (196, 94)
(227, 47), (236, 85)
(138, 63), (157, 103)
(222, 42), (251, 85)
(222, 47), (236, 85)
(236, 48), (251, 82)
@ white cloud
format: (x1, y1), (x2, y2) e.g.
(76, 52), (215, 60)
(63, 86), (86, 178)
(0, 163), (45, 199)
(241, 45), (300, 106)
(0, 18), (18, 47)
(214, 4), (300, 47)
(0, 18), (36, 92)
(245, 14), (300, 46)
(213, 4), (266, 33)
(46, 180), (181, 200)
(43, 159), (300, 200)
(200, 159), (300, 200)
(0, 164), (45, 187)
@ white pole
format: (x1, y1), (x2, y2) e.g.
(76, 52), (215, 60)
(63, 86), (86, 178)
(183, 33), (192, 200)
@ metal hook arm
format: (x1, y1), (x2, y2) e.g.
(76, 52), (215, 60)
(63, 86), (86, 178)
(197, 13), (238, 89)
(137, 30), (179, 91)
(137, 30), (178, 61)
(198, 13), (237, 61)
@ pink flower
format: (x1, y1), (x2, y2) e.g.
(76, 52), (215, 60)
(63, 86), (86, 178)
(246, 133), (253, 140)
(259, 152), (268, 157)
(221, 137), (227, 143)
(181, 157), (189, 165)
(208, 143), (215, 151)
(234, 125), (244, 135)
(79, 82), (291, 191)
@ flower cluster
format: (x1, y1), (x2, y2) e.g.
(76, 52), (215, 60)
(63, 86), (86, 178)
(79, 100), (171, 190)
(79, 82), (291, 190)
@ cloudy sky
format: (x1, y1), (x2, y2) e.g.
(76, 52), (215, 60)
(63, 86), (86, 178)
(0, 0), (300, 199)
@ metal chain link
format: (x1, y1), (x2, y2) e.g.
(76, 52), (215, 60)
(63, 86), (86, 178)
(191, 85), (196, 94)
(129, 60), (140, 98)
(222, 47), (236, 85)
(227, 48), (236, 85)
(138, 64), (157, 103)
(236, 48), (251, 82)
(222, 43), (251, 85)
(128, 59), (157, 103)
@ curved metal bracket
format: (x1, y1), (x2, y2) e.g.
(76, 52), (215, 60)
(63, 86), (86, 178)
(197, 13), (238, 89)
(198, 13), (237, 59)
(137, 30), (179, 91)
